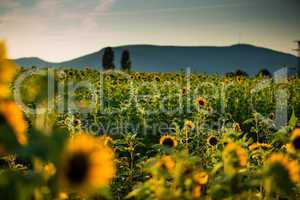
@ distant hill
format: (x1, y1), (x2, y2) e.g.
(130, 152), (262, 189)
(14, 44), (299, 75)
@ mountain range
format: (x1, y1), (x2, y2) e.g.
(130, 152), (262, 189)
(14, 44), (299, 75)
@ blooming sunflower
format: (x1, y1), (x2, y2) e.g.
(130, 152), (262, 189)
(60, 133), (115, 193)
(196, 97), (207, 107)
(159, 135), (177, 148)
(207, 135), (218, 147)
(265, 153), (300, 184)
(0, 101), (27, 145)
(222, 143), (247, 175)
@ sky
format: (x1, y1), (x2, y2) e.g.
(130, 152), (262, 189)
(0, 0), (299, 62)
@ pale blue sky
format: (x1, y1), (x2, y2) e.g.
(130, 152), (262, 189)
(0, 0), (299, 61)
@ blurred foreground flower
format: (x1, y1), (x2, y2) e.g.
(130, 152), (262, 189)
(0, 41), (17, 99)
(60, 133), (116, 194)
(264, 153), (300, 197)
(222, 143), (247, 176)
(0, 101), (27, 145)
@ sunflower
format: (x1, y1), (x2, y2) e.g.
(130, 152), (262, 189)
(192, 185), (202, 199)
(196, 97), (207, 107)
(249, 143), (272, 151)
(44, 162), (56, 180)
(0, 41), (17, 81)
(0, 84), (11, 99)
(236, 76), (244, 84)
(73, 118), (81, 127)
(0, 101), (27, 145)
(193, 171), (209, 185)
(159, 135), (177, 148)
(156, 155), (175, 172)
(222, 143), (247, 175)
(233, 122), (241, 132)
(291, 128), (300, 151)
(185, 120), (194, 129)
(265, 153), (300, 184)
(207, 135), (218, 147)
(207, 106), (213, 113)
(268, 113), (275, 120)
(223, 78), (230, 85)
(60, 133), (115, 193)
(100, 135), (114, 147)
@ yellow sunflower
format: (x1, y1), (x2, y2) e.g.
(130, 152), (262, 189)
(44, 162), (56, 181)
(265, 153), (300, 184)
(159, 135), (177, 148)
(196, 97), (207, 107)
(0, 41), (17, 99)
(207, 135), (218, 147)
(222, 143), (247, 175)
(0, 101), (27, 145)
(249, 143), (272, 151)
(185, 120), (194, 129)
(60, 133), (115, 193)
(192, 185), (202, 199)
(193, 171), (209, 185)
(156, 155), (175, 172)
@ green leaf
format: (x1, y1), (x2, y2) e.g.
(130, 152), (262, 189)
(289, 110), (298, 129)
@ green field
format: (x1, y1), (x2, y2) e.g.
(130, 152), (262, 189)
(1, 60), (300, 199)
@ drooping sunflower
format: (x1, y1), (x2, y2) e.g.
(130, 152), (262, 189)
(159, 135), (177, 148)
(0, 101), (27, 145)
(60, 133), (115, 193)
(222, 143), (248, 175)
(196, 97), (207, 107)
(193, 171), (209, 185)
(265, 153), (300, 184)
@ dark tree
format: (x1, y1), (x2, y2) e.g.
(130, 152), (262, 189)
(121, 50), (131, 71)
(102, 47), (115, 70)
(235, 69), (248, 77)
(257, 69), (272, 77)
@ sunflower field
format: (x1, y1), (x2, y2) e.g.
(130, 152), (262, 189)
(1, 41), (300, 200)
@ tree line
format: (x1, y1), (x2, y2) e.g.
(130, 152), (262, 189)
(102, 47), (131, 71)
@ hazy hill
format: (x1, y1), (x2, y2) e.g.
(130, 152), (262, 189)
(14, 44), (298, 75)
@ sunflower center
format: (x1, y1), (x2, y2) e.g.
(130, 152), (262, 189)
(162, 138), (175, 148)
(0, 114), (6, 125)
(292, 137), (300, 150)
(198, 100), (205, 106)
(66, 152), (90, 184)
(209, 137), (218, 146)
